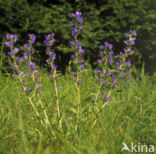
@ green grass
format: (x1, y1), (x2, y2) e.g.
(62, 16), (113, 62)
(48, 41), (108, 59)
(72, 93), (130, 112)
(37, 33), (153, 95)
(0, 68), (156, 154)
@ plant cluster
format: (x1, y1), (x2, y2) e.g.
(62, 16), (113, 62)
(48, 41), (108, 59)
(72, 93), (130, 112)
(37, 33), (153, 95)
(4, 11), (137, 133)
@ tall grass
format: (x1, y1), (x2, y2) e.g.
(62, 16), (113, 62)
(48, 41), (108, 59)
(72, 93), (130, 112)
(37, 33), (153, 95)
(0, 66), (155, 154)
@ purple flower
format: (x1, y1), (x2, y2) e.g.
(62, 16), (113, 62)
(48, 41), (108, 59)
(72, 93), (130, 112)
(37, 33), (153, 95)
(56, 86), (60, 90)
(8, 52), (14, 57)
(106, 100), (110, 104)
(71, 54), (76, 59)
(77, 78), (82, 83)
(72, 28), (78, 36)
(109, 58), (114, 64)
(22, 80), (26, 85)
(78, 48), (85, 54)
(130, 30), (136, 35)
(96, 70), (102, 74)
(16, 58), (23, 62)
(26, 88), (30, 93)
(35, 76), (39, 81)
(99, 78), (103, 82)
(28, 34), (36, 44)
(97, 59), (102, 64)
(69, 40), (74, 45)
(5, 41), (14, 47)
(36, 86), (41, 91)
(24, 43), (30, 49)
(106, 71), (112, 76)
(108, 44), (113, 49)
(120, 52), (126, 58)
(105, 95), (111, 100)
(104, 81), (109, 85)
(80, 64), (85, 69)
(50, 52), (56, 59)
(112, 76), (117, 80)
(125, 61), (131, 67)
(13, 73), (17, 77)
(50, 75), (54, 79)
(33, 70), (39, 73)
(113, 82), (118, 87)
(116, 68), (121, 72)
(130, 50), (135, 55)
(27, 73), (31, 77)
(78, 59), (84, 64)
(99, 51), (104, 56)
(13, 48), (19, 53)
(99, 45), (105, 50)
(115, 62), (121, 66)
(72, 72), (77, 76)
(70, 21), (74, 26)
(20, 71), (24, 75)
(120, 72), (125, 76)
(109, 51), (113, 55)
(27, 62), (35, 69)
(46, 58), (51, 63)
(78, 25), (83, 30)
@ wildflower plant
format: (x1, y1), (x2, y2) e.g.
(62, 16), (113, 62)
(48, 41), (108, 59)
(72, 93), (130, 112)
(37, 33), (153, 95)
(4, 11), (138, 139)
(69, 11), (85, 130)
(44, 33), (62, 130)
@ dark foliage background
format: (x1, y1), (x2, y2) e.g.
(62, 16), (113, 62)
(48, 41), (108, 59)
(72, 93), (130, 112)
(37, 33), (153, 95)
(0, 0), (155, 73)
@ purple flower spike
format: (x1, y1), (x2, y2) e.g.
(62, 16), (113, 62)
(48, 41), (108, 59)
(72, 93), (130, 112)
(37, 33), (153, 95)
(113, 82), (118, 87)
(77, 78), (82, 83)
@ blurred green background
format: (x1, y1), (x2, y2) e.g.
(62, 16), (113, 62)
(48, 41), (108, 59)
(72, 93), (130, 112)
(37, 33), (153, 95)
(0, 0), (155, 74)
